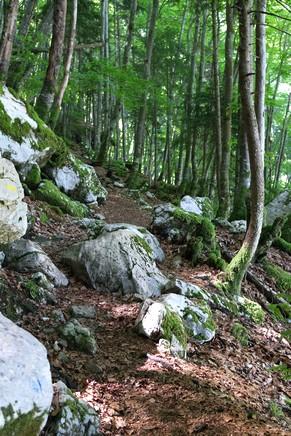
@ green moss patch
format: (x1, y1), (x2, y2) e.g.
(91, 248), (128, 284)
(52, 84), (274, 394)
(240, 297), (265, 324)
(231, 322), (249, 346)
(0, 100), (31, 143)
(0, 404), (45, 436)
(263, 260), (291, 293)
(132, 235), (152, 257)
(34, 180), (88, 218)
(273, 238), (291, 255)
(162, 309), (189, 348)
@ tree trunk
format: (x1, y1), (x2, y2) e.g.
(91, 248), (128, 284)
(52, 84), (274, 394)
(35, 0), (67, 121)
(220, 0), (265, 294)
(218, 0), (234, 218)
(211, 0), (222, 199)
(0, 0), (19, 82)
(19, 0), (37, 37)
(255, 0), (266, 147)
(129, 0), (159, 180)
(50, 0), (78, 128)
(273, 92), (290, 189)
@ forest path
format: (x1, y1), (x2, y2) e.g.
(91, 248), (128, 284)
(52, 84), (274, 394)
(4, 185), (290, 435)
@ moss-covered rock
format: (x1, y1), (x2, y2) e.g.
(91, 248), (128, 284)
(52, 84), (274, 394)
(262, 260), (291, 293)
(237, 296), (265, 324)
(231, 322), (249, 346)
(48, 153), (107, 204)
(59, 320), (97, 355)
(45, 381), (101, 436)
(34, 180), (89, 218)
(20, 162), (41, 189)
(273, 237), (291, 255)
(0, 86), (67, 168)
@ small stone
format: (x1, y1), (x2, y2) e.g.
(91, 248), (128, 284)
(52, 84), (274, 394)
(59, 319), (98, 355)
(70, 304), (97, 319)
(113, 181), (125, 188)
(52, 309), (66, 324)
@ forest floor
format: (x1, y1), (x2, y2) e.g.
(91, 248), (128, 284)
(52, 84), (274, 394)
(1, 176), (291, 435)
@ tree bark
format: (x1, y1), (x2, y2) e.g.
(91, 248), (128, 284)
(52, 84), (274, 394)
(35, 0), (67, 121)
(220, 0), (265, 294)
(0, 0), (19, 82)
(50, 0), (78, 129)
(255, 0), (266, 147)
(129, 0), (159, 181)
(211, 0), (222, 199)
(218, 0), (234, 218)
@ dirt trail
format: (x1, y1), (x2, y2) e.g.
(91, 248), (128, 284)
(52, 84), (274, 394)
(2, 187), (290, 435)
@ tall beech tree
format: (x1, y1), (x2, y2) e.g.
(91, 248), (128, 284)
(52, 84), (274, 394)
(221, 0), (266, 294)
(0, 0), (19, 82)
(35, 0), (67, 121)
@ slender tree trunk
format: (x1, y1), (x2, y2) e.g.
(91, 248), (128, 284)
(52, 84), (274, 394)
(0, 0), (19, 82)
(218, 0), (234, 218)
(221, 0), (265, 294)
(273, 92), (290, 189)
(50, 0), (78, 128)
(130, 0), (159, 180)
(35, 0), (67, 121)
(255, 0), (266, 147)
(211, 0), (222, 199)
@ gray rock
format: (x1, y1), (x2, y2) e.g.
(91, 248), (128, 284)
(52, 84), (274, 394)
(62, 229), (168, 299)
(146, 191), (156, 199)
(113, 181), (125, 188)
(136, 293), (216, 347)
(180, 195), (214, 219)
(0, 157), (28, 243)
(46, 381), (101, 436)
(0, 251), (5, 267)
(70, 305), (96, 319)
(102, 222), (165, 263)
(31, 271), (55, 291)
(48, 153), (107, 205)
(151, 203), (183, 242)
(162, 278), (210, 300)
(265, 191), (291, 226)
(3, 239), (68, 287)
(59, 319), (97, 355)
(230, 220), (247, 233)
(52, 309), (66, 324)
(0, 312), (53, 434)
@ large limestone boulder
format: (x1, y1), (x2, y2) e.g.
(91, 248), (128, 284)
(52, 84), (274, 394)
(265, 191), (291, 226)
(46, 381), (101, 436)
(61, 229), (168, 299)
(48, 153), (107, 205)
(180, 195), (215, 219)
(0, 86), (64, 168)
(136, 293), (216, 352)
(0, 312), (53, 434)
(3, 239), (68, 287)
(0, 157), (27, 243)
(101, 222), (165, 263)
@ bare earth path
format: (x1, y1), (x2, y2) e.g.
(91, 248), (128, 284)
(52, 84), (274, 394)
(1, 186), (290, 435)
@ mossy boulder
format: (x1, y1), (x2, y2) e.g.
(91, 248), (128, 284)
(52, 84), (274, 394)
(59, 320), (97, 355)
(20, 162), (41, 189)
(34, 180), (89, 218)
(45, 381), (101, 436)
(180, 195), (215, 219)
(264, 191), (291, 227)
(0, 86), (67, 169)
(48, 153), (107, 205)
(0, 313), (53, 435)
(136, 293), (216, 355)
(152, 203), (225, 268)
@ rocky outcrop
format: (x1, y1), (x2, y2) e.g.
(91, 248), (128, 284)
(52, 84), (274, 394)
(0, 312), (53, 435)
(48, 153), (107, 205)
(61, 228), (168, 299)
(46, 381), (101, 436)
(3, 239), (68, 287)
(0, 157), (27, 243)
(136, 293), (216, 353)
(265, 191), (291, 226)
(0, 86), (63, 169)
(180, 195), (215, 219)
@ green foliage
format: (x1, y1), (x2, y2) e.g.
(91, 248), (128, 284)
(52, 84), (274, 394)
(0, 404), (45, 436)
(23, 279), (42, 301)
(105, 160), (128, 177)
(271, 364), (291, 382)
(231, 322), (249, 346)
